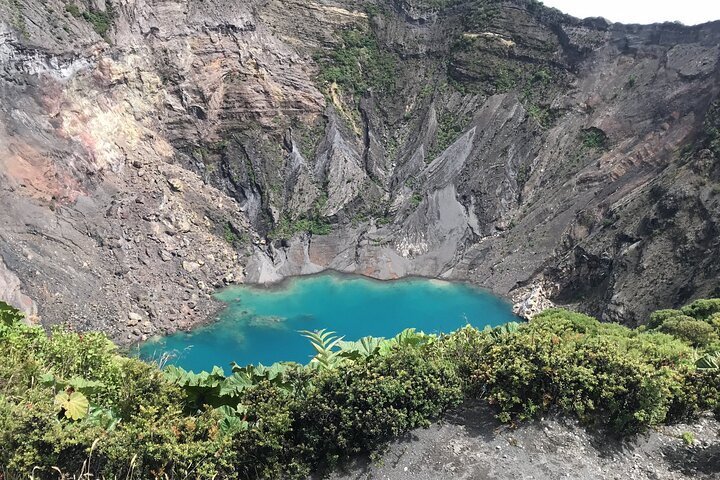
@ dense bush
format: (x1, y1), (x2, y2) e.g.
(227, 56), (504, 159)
(0, 302), (229, 478)
(473, 310), (704, 433)
(644, 299), (720, 351)
(1, 299), (719, 479)
(656, 316), (718, 347)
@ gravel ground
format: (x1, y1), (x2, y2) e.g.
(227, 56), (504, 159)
(325, 402), (719, 480)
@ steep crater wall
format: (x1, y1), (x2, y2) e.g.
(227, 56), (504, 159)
(0, 0), (718, 339)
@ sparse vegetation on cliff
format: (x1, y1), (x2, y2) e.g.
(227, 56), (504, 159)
(581, 127), (609, 150)
(1, 297), (719, 479)
(704, 99), (720, 156)
(269, 216), (333, 239)
(428, 110), (473, 162)
(315, 27), (398, 102)
(269, 195), (332, 239)
(65, 2), (114, 38)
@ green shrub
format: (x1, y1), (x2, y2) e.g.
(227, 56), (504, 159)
(681, 298), (720, 321)
(657, 316), (718, 347)
(270, 195), (332, 239)
(293, 346), (462, 467)
(580, 127), (608, 150)
(471, 310), (700, 433)
(410, 192), (423, 207)
(0, 311), (229, 479)
(648, 308), (684, 328)
(427, 111), (472, 161)
(1, 298), (719, 478)
(64, 3), (115, 37)
(269, 216), (332, 239)
(82, 8), (113, 37)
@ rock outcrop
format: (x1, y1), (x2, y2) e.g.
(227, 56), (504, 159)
(0, 0), (719, 339)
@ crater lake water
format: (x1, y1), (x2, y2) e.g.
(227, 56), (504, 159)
(138, 273), (517, 372)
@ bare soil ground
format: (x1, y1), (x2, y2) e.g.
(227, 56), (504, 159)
(327, 402), (719, 480)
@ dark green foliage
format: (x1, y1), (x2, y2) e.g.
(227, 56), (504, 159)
(0, 312), (227, 478)
(65, 2), (114, 37)
(410, 192), (423, 207)
(293, 117), (327, 161)
(516, 163), (532, 189)
(656, 316), (717, 347)
(1, 298), (719, 478)
(704, 99), (720, 156)
(428, 110), (472, 161)
(0, 301), (23, 325)
(463, 0), (495, 30)
(519, 67), (561, 128)
(681, 298), (720, 320)
(223, 221), (246, 248)
(293, 346), (462, 469)
(315, 28), (397, 100)
(648, 308), (685, 328)
(269, 216), (332, 239)
(581, 127), (608, 150)
(643, 299), (720, 349)
(473, 309), (706, 433)
(269, 195), (332, 239)
(363, 4), (382, 19)
(83, 8), (113, 37)
(494, 67), (519, 92)
(412, 0), (464, 11)
(532, 68), (552, 84)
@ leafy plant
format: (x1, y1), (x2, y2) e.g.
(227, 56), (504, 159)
(697, 352), (720, 370)
(83, 6), (113, 37)
(681, 431), (695, 445)
(483, 321), (520, 340)
(0, 301), (23, 326)
(223, 221), (246, 248)
(336, 336), (384, 360)
(472, 309), (703, 433)
(65, 3), (81, 17)
(270, 216), (333, 239)
(681, 298), (720, 320)
(65, 2), (115, 37)
(301, 329), (346, 370)
(54, 390), (90, 420)
(657, 316), (717, 347)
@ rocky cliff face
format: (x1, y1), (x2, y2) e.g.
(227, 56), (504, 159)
(0, 0), (719, 340)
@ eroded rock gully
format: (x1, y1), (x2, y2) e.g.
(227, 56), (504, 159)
(0, 0), (719, 342)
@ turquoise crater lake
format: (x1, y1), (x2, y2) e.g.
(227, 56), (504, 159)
(138, 273), (517, 372)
